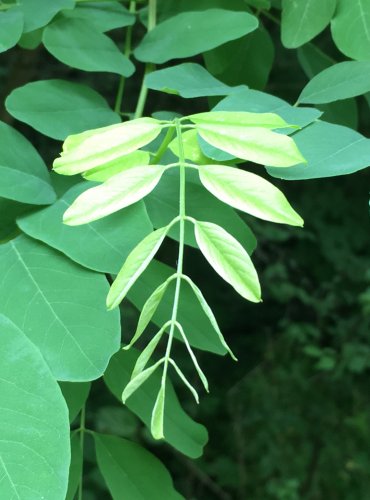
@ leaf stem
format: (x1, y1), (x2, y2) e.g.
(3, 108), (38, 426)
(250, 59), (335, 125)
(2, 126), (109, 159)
(114, 0), (136, 114)
(160, 118), (187, 398)
(134, 0), (157, 118)
(150, 125), (176, 164)
(78, 404), (86, 500)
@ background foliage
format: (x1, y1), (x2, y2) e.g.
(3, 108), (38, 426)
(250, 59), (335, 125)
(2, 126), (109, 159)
(0, 0), (369, 499)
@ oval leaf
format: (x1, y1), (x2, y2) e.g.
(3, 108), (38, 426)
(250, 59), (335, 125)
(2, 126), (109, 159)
(194, 221), (261, 302)
(43, 18), (134, 77)
(0, 236), (120, 381)
(0, 8), (23, 53)
(107, 226), (171, 309)
(199, 164), (304, 226)
(0, 314), (70, 499)
(134, 9), (258, 63)
(189, 110), (292, 129)
(63, 165), (167, 225)
(53, 118), (163, 175)
(83, 150), (150, 182)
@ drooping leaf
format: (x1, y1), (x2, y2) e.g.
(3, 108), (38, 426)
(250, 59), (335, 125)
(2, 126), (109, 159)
(53, 118), (163, 174)
(63, 165), (167, 225)
(131, 328), (166, 377)
(107, 226), (170, 309)
(0, 8), (23, 53)
(0, 121), (56, 205)
(0, 236), (120, 381)
(83, 150), (150, 182)
(194, 221), (261, 302)
(281, 0), (336, 48)
(128, 278), (173, 349)
(66, 434), (83, 500)
(59, 381), (91, 423)
(199, 164), (304, 226)
(104, 348), (208, 457)
(94, 433), (183, 499)
(0, 314), (70, 499)
(122, 359), (164, 404)
(18, 0), (74, 32)
(169, 359), (199, 404)
(62, 1), (135, 32)
(17, 183), (153, 274)
(204, 25), (274, 91)
(331, 0), (370, 61)
(145, 63), (244, 98)
(298, 61), (370, 104)
(267, 121), (370, 180)
(192, 118), (305, 167)
(145, 170), (257, 253)
(128, 259), (227, 355)
(151, 384), (166, 439)
(43, 18), (134, 76)
(6, 79), (120, 140)
(134, 9), (258, 63)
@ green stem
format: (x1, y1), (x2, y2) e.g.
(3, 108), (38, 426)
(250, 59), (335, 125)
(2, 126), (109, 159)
(150, 126), (175, 164)
(114, 0), (136, 114)
(134, 0), (157, 119)
(160, 118), (187, 388)
(78, 405), (86, 500)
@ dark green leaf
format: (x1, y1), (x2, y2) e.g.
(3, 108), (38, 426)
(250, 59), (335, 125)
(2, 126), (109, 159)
(0, 8), (23, 53)
(94, 433), (183, 499)
(62, 1), (135, 32)
(0, 314), (70, 499)
(18, 183), (153, 274)
(134, 9), (258, 63)
(6, 79), (120, 140)
(43, 18), (134, 76)
(18, 0), (74, 32)
(104, 348), (208, 458)
(59, 381), (91, 423)
(66, 434), (83, 500)
(0, 236), (120, 381)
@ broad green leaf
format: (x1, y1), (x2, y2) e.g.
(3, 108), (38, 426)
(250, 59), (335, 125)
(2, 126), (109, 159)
(214, 87), (321, 128)
(0, 8), (23, 53)
(134, 9), (258, 63)
(297, 44), (358, 129)
(267, 121), (370, 180)
(194, 221), (261, 302)
(145, 63), (244, 98)
(43, 18), (134, 76)
(17, 183), (153, 274)
(66, 434), (83, 500)
(59, 382), (91, 423)
(189, 110), (292, 129)
(128, 260), (227, 355)
(145, 170), (257, 253)
(199, 164), (304, 226)
(156, 0), (251, 21)
(83, 150), (150, 182)
(0, 314), (70, 499)
(129, 278), (174, 349)
(151, 385), (166, 439)
(331, 0), (370, 61)
(62, 1), (135, 32)
(194, 121), (305, 167)
(6, 79), (120, 140)
(298, 61), (370, 104)
(0, 121), (56, 205)
(104, 348), (208, 457)
(0, 236), (120, 381)
(94, 433), (183, 499)
(63, 165), (167, 225)
(204, 25), (274, 91)
(181, 275), (236, 362)
(18, 0), (74, 32)
(122, 359), (164, 403)
(107, 226), (170, 309)
(169, 359), (199, 404)
(281, 0), (336, 48)
(131, 328), (166, 377)
(53, 118), (163, 174)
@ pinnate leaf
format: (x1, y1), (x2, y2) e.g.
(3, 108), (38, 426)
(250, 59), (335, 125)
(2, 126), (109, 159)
(194, 221), (261, 302)
(189, 110), (292, 129)
(107, 226), (171, 309)
(151, 385), (166, 439)
(131, 328), (166, 378)
(63, 165), (167, 225)
(122, 359), (163, 404)
(83, 150), (150, 182)
(54, 118), (163, 175)
(199, 164), (304, 226)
